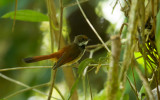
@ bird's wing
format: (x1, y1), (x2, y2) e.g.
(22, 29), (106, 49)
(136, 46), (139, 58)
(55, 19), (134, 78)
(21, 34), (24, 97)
(53, 44), (81, 69)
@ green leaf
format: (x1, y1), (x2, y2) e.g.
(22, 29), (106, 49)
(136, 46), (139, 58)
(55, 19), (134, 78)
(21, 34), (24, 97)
(78, 58), (94, 76)
(67, 58), (94, 100)
(134, 52), (152, 73)
(123, 94), (129, 100)
(2, 10), (49, 22)
(155, 10), (160, 55)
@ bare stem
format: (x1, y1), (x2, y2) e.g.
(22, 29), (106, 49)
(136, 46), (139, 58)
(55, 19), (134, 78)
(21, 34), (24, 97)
(135, 64), (155, 100)
(76, 0), (111, 52)
(4, 83), (52, 99)
(64, 0), (88, 8)
(0, 73), (57, 99)
(12, 0), (17, 32)
(48, 69), (57, 100)
(0, 66), (51, 72)
(106, 35), (121, 100)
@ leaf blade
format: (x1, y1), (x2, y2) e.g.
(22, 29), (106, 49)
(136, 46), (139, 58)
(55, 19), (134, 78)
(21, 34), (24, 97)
(2, 10), (49, 22)
(155, 10), (160, 55)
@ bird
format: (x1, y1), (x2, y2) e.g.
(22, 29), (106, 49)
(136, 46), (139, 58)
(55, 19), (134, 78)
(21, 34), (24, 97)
(24, 35), (90, 70)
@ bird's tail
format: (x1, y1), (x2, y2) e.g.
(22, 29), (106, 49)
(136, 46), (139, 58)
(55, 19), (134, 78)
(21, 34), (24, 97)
(24, 55), (53, 63)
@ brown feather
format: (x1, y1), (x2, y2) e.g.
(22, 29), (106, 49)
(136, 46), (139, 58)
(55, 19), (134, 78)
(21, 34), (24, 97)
(24, 47), (67, 63)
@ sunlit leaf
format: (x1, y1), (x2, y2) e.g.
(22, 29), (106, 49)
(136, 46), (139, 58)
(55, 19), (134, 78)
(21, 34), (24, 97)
(93, 89), (106, 100)
(134, 52), (152, 73)
(134, 52), (144, 66)
(2, 10), (49, 22)
(155, 10), (160, 55)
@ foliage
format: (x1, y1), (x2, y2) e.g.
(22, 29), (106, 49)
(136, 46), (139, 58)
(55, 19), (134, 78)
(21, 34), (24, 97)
(67, 58), (94, 100)
(0, 0), (160, 100)
(155, 10), (160, 55)
(2, 10), (48, 22)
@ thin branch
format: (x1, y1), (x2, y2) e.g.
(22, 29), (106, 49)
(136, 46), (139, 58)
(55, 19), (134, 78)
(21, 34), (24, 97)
(4, 83), (52, 99)
(12, 0), (17, 32)
(54, 86), (65, 100)
(131, 65), (139, 99)
(0, 66), (51, 72)
(48, 0), (63, 99)
(48, 69), (57, 100)
(119, 23), (128, 36)
(58, 0), (63, 50)
(64, 0), (88, 8)
(151, 0), (156, 35)
(86, 40), (111, 50)
(0, 73), (57, 99)
(119, 0), (139, 99)
(126, 76), (139, 100)
(134, 63), (155, 100)
(112, 0), (119, 13)
(76, 0), (111, 52)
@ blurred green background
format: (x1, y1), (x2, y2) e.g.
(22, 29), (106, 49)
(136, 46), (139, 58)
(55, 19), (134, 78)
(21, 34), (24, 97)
(0, 0), (144, 100)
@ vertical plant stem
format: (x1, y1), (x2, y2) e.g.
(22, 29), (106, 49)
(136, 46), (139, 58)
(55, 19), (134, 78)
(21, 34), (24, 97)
(135, 64), (155, 100)
(87, 74), (93, 100)
(58, 0), (63, 49)
(48, 69), (57, 100)
(12, 0), (18, 32)
(119, 0), (139, 99)
(126, 76), (139, 100)
(46, 0), (58, 99)
(106, 35), (121, 100)
(131, 65), (138, 98)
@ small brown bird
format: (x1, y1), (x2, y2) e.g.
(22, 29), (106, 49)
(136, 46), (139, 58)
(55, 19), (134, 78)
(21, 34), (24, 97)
(24, 35), (90, 69)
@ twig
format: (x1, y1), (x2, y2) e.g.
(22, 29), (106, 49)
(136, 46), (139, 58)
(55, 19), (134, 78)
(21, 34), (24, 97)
(4, 83), (51, 99)
(126, 76), (139, 100)
(54, 86), (65, 100)
(0, 73), (57, 99)
(131, 65), (139, 99)
(0, 66), (51, 72)
(119, 0), (139, 99)
(12, 0), (17, 32)
(86, 40), (111, 50)
(48, 0), (64, 99)
(48, 69), (57, 100)
(64, 0), (88, 8)
(76, 0), (111, 52)
(119, 23), (128, 36)
(112, 0), (119, 13)
(134, 64), (155, 100)
(146, 57), (160, 100)
(58, 0), (63, 49)
(151, 0), (156, 35)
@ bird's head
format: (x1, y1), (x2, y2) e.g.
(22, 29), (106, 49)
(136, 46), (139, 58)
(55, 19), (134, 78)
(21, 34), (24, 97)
(74, 35), (90, 46)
